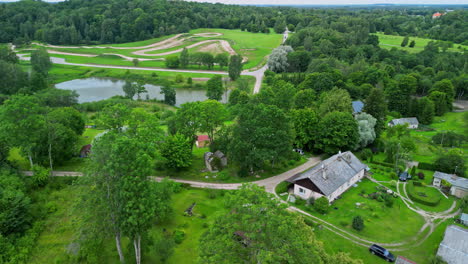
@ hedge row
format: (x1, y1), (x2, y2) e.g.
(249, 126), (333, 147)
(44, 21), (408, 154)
(406, 182), (441, 207)
(417, 162), (435, 171)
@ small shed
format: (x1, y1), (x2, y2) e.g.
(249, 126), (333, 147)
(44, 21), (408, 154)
(461, 213), (468, 226)
(352, 101), (364, 114)
(388, 117), (419, 129)
(80, 144), (92, 158)
(433, 171), (468, 198)
(196, 135), (210, 148)
(436, 225), (468, 264)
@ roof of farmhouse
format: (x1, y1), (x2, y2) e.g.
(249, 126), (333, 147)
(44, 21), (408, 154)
(287, 151), (367, 196)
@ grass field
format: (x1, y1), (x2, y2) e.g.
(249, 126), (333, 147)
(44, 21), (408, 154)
(30, 28), (282, 70)
(27, 185), (228, 263)
(280, 179), (425, 243)
(375, 33), (468, 53)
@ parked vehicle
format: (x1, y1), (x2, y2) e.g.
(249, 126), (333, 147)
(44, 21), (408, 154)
(369, 244), (395, 262)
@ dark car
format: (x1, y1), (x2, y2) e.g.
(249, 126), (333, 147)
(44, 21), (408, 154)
(369, 244), (395, 262)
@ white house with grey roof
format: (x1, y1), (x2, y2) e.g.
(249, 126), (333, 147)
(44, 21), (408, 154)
(433, 171), (468, 198)
(436, 225), (468, 264)
(388, 117), (419, 129)
(286, 151), (367, 202)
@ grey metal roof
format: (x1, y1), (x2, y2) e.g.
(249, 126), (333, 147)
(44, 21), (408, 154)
(389, 117), (419, 126)
(434, 171), (468, 190)
(352, 101), (364, 113)
(289, 151), (367, 196)
(461, 213), (468, 222)
(437, 225), (468, 264)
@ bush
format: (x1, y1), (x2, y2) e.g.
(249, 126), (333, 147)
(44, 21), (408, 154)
(173, 230), (185, 244)
(417, 172), (425, 180)
(153, 233), (175, 262)
(275, 181), (290, 194)
(407, 182), (441, 206)
(314, 197), (329, 214)
(32, 165), (49, 187)
(352, 216), (364, 231)
(307, 197), (315, 206)
(361, 149), (373, 161)
(418, 162), (435, 171)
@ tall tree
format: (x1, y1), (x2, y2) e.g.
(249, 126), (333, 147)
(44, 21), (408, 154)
(180, 48), (189, 68)
(229, 103), (292, 175)
(160, 133), (192, 169)
(0, 95), (46, 168)
(318, 88), (353, 116)
(215, 53), (229, 69)
(122, 81), (137, 99)
(200, 184), (324, 263)
(30, 48), (51, 76)
(290, 108), (319, 150)
(168, 102), (202, 148)
(206, 76), (224, 101)
(387, 75), (417, 115)
(160, 83), (176, 106)
(355, 113), (377, 148)
(228, 55), (243, 81)
(401, 36), (409, 47)
(199, 100), (227, 143)
(315, 111), (359, 154)
(363, 88), (387, 136)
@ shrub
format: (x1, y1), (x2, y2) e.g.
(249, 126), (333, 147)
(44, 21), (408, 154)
(303, 217), (315, 227)
(314, 197), (329, 214)
(32, 165), (49, 187)
(173, 230), (185, 244)
(407, 182), (441, 206)
(352, 216), (364, 231)
(418, 162), (435, 171)
(275, 181), (290, 194)
(153, 233), (175, 262)
(175, 74), (184, 83)
(410, 166), (417, 176)
(417, 172), (425, 180)
(307, 197), (315, 206)
(361, 149), (373, 161)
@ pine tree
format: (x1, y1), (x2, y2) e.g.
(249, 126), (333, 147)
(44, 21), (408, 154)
(409, 40), (416, 48)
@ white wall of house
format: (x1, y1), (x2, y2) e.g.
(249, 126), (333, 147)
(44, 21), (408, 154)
(433, 178), (442, 187)
(294, 184), (312, 199)
(294, 169), (365, 202)
(328, 169), (365, 201)
(451, 187), (467, 198)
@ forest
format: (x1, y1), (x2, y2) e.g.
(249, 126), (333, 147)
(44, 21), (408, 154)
(0, 1), (467, 264)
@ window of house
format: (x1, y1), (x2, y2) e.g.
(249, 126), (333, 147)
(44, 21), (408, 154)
(298, 187), (305, 194)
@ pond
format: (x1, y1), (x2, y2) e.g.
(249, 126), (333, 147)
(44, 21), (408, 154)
(55, 77), (229, 106)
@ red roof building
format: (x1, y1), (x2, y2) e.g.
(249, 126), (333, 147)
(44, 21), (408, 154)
(432, 12), (442, 19)
(196, 135), (210, 148)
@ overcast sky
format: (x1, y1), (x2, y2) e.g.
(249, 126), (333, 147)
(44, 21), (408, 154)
(6, 0), (468, 4)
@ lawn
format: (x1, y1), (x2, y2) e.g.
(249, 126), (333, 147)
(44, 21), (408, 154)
(27, 184), (228, 264)
(375, 33), (468, 53)
(315, 218), (452, 264)
(281, 179), (425, 243)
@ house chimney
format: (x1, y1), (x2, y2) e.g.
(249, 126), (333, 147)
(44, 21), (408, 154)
(321, 164), (327, 180)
